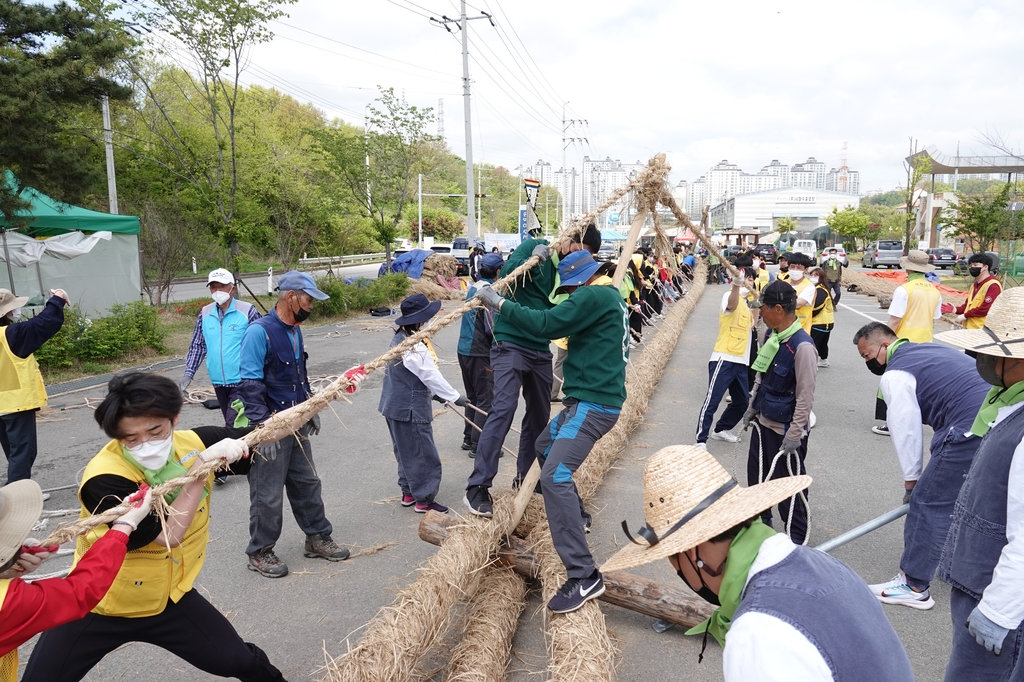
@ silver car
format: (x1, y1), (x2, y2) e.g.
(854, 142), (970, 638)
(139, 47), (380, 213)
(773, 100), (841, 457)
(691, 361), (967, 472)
(863, 240), (904, 269)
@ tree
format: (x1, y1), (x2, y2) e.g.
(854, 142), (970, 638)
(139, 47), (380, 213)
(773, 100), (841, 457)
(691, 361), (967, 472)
(138, 200), (205, 304)
(775, 216), (798, 247)
(903, 139), (931, 254)
(943, 182), (1012, 253)
(313, 87), (436, 266)
(826, 206), (870, 248)
(409, 207), (463, 242)
(0, 0), (131, 219)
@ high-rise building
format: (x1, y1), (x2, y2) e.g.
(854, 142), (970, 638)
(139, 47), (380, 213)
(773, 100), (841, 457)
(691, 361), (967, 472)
(687, 176), (707, 218)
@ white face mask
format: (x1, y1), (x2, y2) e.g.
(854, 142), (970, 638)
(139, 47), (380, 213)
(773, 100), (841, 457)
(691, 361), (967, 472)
(752, 259), (761, 268)
(211, 290), (232, 305)
(739, 287), (751, 297)
(789, 270), (804, 281)
(809, 276), (820, 285)
(125, 435), (174, 470)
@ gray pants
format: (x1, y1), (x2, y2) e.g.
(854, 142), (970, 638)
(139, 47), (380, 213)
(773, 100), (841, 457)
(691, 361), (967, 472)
(246, 425), (333, 556)
(535, 399), (620, 579)
(550, 345), (568, 400)
(385, 417), (442, 504)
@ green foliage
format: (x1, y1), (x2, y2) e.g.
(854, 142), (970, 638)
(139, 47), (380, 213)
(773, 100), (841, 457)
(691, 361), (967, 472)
(409, 207), (464, 242)
(34, 302), (166, 368)
(943, 183), (1013, 253)
(865, 190), (904, 208)
(310, 273), (410, 318)
(826, 206), (871, 246)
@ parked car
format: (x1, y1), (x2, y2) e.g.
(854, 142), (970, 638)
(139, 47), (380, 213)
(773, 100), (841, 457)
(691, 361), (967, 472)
(753, 243), (778, 264)
(925, 248), (959, 269)
(450, 237), (471, 276)
(953, 251), (1001, 276)
(863, 240), (904, 269)
(819, 246), (849, 267)
(596, 241), (617, 262)
(792, 239), (818, 266)
(430, 242), (469, 276)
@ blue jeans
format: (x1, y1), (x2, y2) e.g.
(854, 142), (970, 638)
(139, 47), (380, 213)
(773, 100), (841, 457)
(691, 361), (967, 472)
(245, 424), (333, 555)
(945, 587), (1024, 682)
(903, 428), (981, 591)
(695, 359), (749, 443)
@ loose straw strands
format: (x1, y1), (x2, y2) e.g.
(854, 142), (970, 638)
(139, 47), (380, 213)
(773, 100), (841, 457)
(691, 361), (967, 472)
(658, 192), (742, 281)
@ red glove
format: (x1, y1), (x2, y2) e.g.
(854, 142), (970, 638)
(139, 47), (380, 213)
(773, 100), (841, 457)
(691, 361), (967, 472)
(343, 365), (368, 394)
(21, 543), (59, 555)
(941, 303), (954, 314)
(126, 482), (151, 506)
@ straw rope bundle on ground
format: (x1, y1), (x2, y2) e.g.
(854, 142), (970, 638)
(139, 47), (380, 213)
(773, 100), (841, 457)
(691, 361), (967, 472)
(409, 277), (466, 301)
(840, 269), (966, 324)
(423, 253), (460, 280)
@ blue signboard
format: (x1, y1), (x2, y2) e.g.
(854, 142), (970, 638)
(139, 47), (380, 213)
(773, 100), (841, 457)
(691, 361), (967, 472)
(608, 212), (620, 224)
(519, 204), (528, 240)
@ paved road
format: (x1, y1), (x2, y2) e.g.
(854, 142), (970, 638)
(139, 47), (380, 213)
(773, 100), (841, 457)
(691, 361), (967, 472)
(17, 284), (956, 681)
(165, 263), (385, 302)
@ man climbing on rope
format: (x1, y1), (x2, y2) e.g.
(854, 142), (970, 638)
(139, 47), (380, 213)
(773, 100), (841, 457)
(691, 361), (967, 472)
(476, 249), (629, 613)
(742, 280), (817, 545)
(463, 223), (602, 518)
(853, 322), (989, 610)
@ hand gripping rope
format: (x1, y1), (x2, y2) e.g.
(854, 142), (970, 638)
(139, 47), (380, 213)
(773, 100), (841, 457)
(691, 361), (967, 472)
(753, 421), (811, 545)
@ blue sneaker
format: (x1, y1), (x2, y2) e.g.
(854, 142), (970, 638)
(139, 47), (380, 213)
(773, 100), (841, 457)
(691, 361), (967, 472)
(547, 571), (605, 613)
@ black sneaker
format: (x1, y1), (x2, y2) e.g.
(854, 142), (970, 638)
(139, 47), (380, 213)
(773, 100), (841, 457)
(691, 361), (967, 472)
(214, 476), (228, 486)
(304, 534), (350, 562)
(512, 476), (542, 495)
(464, 485), (493, 518)
(548, 571), (605, 613)
(468, 449), (476, 459)
(583, 512), (592, 534)
(461, 437), (473, 451)
(248, 547), (288, 578)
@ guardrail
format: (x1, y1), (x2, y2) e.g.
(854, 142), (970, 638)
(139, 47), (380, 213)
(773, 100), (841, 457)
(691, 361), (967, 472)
(298, 253), (386, 267)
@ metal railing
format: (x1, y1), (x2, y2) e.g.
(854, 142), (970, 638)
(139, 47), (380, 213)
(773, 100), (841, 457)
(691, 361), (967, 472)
(298, 253), (386, 267)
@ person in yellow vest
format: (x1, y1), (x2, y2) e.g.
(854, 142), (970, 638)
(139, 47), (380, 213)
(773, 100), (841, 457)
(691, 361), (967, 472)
(777, 252), (793, 282)
(941, 252), (1002, 329)
(786, 253), (816, 334)
(22, 372), (286, 682)
(695, 268), (757, 446)
(887, 250), (942, 343)
(0, 479), (152, 682)
(808, 267), (835, 368)
(0, 287), (69, 491)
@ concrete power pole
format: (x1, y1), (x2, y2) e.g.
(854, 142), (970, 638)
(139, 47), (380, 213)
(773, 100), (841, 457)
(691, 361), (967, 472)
(100, 79), (118, 214)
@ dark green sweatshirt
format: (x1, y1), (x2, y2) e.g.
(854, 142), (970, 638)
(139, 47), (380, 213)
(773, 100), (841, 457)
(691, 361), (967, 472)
(492, 238), (557, 351)
(501, 283), (629, 407)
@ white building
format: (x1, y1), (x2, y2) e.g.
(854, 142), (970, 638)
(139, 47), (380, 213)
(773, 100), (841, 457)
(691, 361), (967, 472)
(686, 176), (707, 218)
(708, 187), (861, 235)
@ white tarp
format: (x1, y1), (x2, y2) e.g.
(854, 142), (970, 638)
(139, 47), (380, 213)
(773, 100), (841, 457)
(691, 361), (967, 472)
(0, 230), (112, 267)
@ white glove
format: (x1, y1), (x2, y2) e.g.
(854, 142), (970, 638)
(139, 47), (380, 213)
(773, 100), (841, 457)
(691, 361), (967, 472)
(114, 486), (154, 531)
(199, 438), (249, 465)
(955, 314), (966, 324)
(50, 289), (70, 306)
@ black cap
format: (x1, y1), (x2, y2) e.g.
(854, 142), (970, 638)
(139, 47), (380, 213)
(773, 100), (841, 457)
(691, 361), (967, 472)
(749, 279), (797, 308)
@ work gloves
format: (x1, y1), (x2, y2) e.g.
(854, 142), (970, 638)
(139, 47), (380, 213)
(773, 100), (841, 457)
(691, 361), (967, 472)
(967, 606), (1009, 656)
(532, 244), (551, 262)
(200, 439), (249, 466)
(257, 441), (280, 461)
(903, 487), (913, 505)
(178, 376), (192, 396)
(453, 395), (469, 407)
(741, 409), (756, 431)
(956, 314), (967, 325)
(308, 414), (321, 437)
(342, 365), (367, 394)
(474, 284), (504, 312)
(780, 434), (802, 456)
(114, 485), (155, 531)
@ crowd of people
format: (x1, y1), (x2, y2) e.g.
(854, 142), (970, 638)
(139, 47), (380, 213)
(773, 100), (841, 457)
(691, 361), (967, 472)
(0, 232), (1019, 681)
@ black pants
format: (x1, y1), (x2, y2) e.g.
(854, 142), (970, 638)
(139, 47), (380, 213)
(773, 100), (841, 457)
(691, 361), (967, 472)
(810, 324), (833, 359)
(747, 329), (759, 389)
(747, 422), (810, 544)
(828, 279), (842, 306)
(629, 309), (644, 341)
(0, 408), (37, 482)
(23, 590), (285, 682)
(458, 353), (493, 448)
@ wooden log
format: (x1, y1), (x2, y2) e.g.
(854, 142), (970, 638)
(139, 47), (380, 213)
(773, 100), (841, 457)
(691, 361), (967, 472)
(418, 511), (714, 629)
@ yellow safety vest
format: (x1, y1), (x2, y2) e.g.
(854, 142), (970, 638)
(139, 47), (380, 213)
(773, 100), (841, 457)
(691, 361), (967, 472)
(792, 280), (814, 334)
(812, 284), (834, 325)
(75, 430), (210, 618)
(754, 269), (770, 293)
(895, 278), (941, 343)
(713, 294), (752, 357)
(0, 581), (16, 682)
(964, 279), (1000, 329)
(777, 271), (790, 282)
(0, 330), (47, 414)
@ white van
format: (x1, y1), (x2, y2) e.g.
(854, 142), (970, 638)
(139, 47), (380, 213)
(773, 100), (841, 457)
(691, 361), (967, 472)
(792, 239), (818, 266)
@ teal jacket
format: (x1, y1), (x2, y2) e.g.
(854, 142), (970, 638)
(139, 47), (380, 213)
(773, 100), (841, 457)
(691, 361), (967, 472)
(501, 283), (629, 407)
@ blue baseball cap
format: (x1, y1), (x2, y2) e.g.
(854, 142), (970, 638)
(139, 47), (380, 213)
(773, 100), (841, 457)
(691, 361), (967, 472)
(277, 270), (329, 300)
(558, 250), (600, 287)
(480, 253), (504, 270)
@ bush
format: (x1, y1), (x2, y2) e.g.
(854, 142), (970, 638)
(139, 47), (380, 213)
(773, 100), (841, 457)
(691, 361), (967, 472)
(34, 301), (167, 369)
(311, 273), (410, 319)
(408, 207), (464, 242)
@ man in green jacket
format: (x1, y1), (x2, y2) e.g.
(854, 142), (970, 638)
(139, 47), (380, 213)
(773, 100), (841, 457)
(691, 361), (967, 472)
(464, 224), (601, 518)
(476, 249), (629, 613)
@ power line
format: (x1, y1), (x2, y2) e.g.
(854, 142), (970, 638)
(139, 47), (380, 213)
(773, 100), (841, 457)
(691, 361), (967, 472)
(383, 0), (433, 20)
(466, 37), (560, 134)
(484, 0), (567, 108)
(468, 27), (561, 119)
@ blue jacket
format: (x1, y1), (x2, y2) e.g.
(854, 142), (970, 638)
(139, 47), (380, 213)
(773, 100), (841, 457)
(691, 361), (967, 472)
(457, 278), (494, 357)
(184, 300), (259, 385)
(237, 308), (310, 423)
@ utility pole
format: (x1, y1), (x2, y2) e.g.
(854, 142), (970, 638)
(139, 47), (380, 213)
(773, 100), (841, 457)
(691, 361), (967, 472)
(100, 74), (118, 214)
(364, 104), (372, 215)
(430, 4), (494, 241)
(418, 173), (423, 248)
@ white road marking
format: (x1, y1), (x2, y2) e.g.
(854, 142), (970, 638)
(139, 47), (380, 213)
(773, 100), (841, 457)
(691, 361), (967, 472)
(838, 302), (886, 323)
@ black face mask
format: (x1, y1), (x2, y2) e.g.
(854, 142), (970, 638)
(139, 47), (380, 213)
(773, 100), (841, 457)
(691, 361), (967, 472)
(676, 550), (722, 607)
(969, 267), (983, 278)
(976, 353), (1004, 388)
(294, 306), (311, 323)
(865, 344), (886, 376)
(779, 265), (789, 272)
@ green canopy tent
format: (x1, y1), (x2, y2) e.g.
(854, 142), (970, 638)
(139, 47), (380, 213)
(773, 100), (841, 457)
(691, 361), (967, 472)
(0, 178), (142, 314)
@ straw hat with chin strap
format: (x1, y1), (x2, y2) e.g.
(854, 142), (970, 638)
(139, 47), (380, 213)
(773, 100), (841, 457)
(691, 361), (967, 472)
(601, 445), (811, 574)
(900, 250), (935, 273)
(0, 289), (29, 319)
(0, 480), (44, 568)
(935, 286), (1024, 359)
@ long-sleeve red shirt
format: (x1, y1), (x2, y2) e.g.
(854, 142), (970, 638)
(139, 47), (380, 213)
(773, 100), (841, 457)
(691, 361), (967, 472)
(0, 531), (128, 656)
(956, 275), (1002, 318)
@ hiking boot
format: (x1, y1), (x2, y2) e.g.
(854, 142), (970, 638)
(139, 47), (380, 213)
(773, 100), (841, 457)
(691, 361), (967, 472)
(415, 501), (449, 514)
(872, 423), (890, 436)
(304, 534), (350, 562)
(401, 493), (415, 507)
(548, 571), (605, 613)
(710, 429), (741, 443)
(869, 573), (935, 610)
(248, 548), (288, 578)
(461, 437), (473, 451)
(464, 485), (493, 518)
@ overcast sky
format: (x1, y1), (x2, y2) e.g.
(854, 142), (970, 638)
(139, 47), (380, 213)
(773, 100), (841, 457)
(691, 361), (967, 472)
(243, 0), (1024, 194)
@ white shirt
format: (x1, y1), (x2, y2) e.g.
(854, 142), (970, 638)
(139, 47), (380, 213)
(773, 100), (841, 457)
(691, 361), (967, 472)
(878, 369), (925, 481)
(401, 342), (460, 402)
(978, 401), (1024, 630)
(724, 534), (834, 682)
(888, 283), (943, 320)
(709, 291), (752, 365)
(792, 279), (815, 307)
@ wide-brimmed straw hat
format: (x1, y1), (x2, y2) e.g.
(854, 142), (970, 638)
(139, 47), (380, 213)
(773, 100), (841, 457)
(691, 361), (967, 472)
(936, 287), (1024, 358)
(0, 480), (44, 567)
(601, 445), (811, 574)
(901, 250), (934, 273)
(0, 289), (30, 318)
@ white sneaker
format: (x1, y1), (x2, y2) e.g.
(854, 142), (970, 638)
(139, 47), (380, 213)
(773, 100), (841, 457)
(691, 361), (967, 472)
(869, 572), (935, 610)
(725, 394), (733, 403)
(710, 429), (741, 443)
(817, 359), (830, 368)
(41, 492), (50, 502)
(694, 442), (708, 451)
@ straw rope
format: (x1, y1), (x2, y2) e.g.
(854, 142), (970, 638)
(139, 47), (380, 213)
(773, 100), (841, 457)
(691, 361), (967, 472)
(658, 190), (741, 281)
